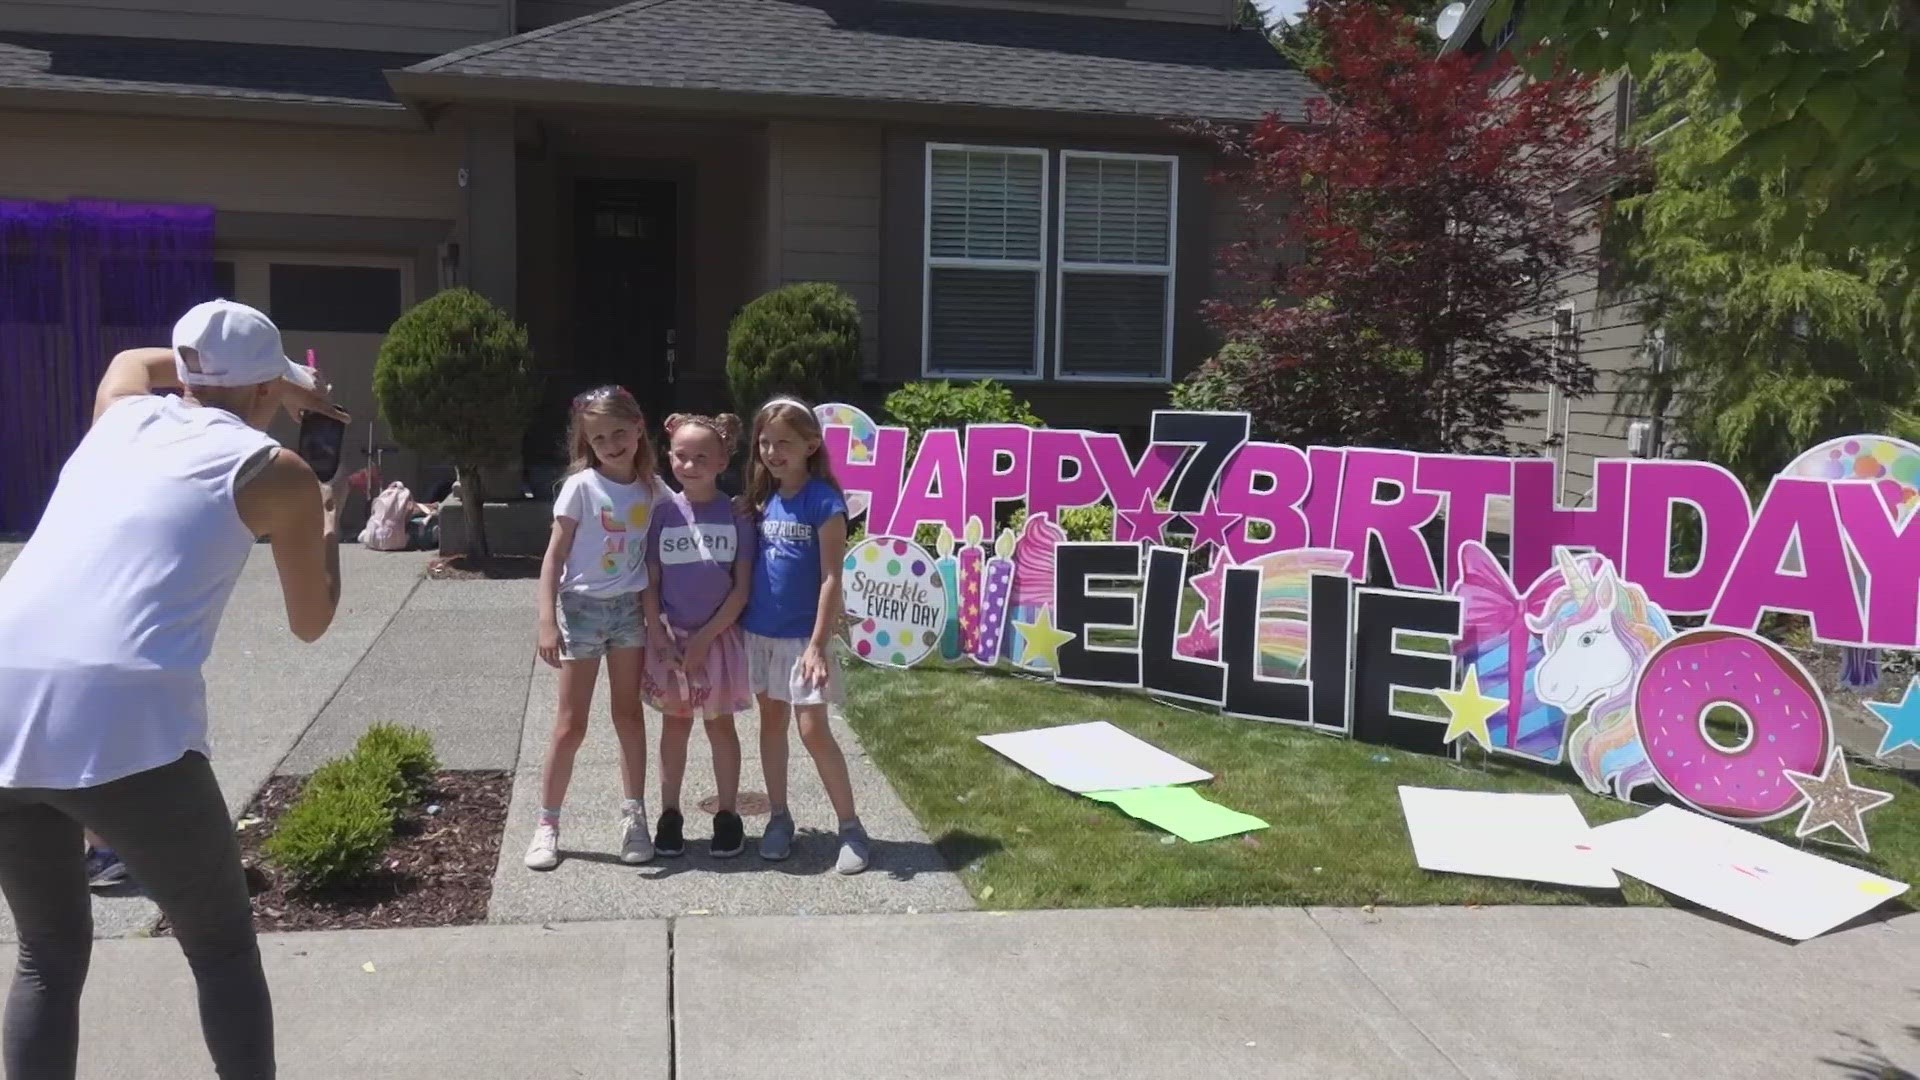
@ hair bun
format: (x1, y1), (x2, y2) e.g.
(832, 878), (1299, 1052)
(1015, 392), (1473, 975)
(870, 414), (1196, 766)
(715, 413), (744, 444)
(663, 413), (692, 435)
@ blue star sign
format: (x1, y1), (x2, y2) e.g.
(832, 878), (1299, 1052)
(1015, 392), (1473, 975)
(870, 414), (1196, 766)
(1865, 675), (1920, 758)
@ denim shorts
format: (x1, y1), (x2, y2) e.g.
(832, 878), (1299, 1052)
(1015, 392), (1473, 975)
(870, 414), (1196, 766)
(557, 591), (644, 660)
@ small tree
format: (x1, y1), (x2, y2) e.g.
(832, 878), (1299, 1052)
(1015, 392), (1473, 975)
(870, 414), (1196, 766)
(374, 288), (539, 558)
(725, 282), (862, 415)
(1614, 50), (1918, 491)
(1196, 1), (1613, 454)
(1488, 0), (1919, 345)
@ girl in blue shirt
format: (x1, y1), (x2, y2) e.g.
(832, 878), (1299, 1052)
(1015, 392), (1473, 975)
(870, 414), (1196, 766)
(740, 396), (868, 874)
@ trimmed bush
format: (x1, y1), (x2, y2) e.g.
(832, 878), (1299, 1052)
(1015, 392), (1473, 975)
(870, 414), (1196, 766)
(305, 752), (410, 812)
(1168, 341), (1256, 415)
(373, 287), (540, 557)
(1007, 503), (1118, 543)
(356, 724), (439, 797)
(725, 282), (862, 415)
(883, 380), (1043, 458)
(262, 783), (395, 890)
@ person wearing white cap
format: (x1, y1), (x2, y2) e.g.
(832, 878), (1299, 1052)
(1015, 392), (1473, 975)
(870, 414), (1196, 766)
(0, 298), (347, 1079)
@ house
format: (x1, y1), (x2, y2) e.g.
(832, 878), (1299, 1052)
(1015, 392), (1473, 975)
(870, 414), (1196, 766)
(0, 0), (1315, 533)
(1439, 0), (1666, 508)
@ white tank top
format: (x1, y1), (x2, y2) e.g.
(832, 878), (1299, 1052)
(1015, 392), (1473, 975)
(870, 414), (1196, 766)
(0, 395), (280, 789)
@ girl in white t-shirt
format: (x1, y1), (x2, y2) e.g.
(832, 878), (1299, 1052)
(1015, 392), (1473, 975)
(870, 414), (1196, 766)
(526, 384), (666, 871)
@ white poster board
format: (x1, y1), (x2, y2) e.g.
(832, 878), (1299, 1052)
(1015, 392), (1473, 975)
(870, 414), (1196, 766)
(978, 721), (1213, 794)
(1398, 787), (1620, 889)
(1587, 804), (1910, 940)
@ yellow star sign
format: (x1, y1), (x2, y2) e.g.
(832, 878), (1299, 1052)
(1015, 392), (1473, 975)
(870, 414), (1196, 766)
(1012, 606), (1076, 669)
(1435, 665), (1506, 753)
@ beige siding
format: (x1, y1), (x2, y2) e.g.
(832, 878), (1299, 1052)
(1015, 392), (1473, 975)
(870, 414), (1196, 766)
(0, 110), (462, 220)
(1502, 72), (1651, 505)
(518, 0), (614, 29)
(765, 121), (884, 374)
(0, 0), (507, 53)
(885, 0), (1231, 25)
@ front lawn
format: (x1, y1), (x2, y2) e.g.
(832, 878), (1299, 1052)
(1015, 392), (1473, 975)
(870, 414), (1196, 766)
(842, 662), (1920, 911)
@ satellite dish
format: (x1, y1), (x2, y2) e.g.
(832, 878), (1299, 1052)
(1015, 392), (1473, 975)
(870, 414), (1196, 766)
(1434, 1), (1468, 41)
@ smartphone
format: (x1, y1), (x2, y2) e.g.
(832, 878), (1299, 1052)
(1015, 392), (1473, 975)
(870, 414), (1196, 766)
(297, 410), (349, 483)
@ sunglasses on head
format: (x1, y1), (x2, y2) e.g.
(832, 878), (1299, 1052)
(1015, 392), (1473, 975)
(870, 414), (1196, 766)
(572, 385), (636, 412)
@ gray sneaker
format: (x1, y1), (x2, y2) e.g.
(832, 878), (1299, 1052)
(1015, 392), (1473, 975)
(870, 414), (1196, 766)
(835, 822), (871, 875)
(760, 811), (795, 861)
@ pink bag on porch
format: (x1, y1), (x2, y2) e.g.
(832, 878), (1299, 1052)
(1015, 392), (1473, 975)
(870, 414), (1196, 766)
(359, 481), (416, 551)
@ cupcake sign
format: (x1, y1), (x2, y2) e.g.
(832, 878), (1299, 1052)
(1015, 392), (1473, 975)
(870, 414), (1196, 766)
(843, 536), (948, 669)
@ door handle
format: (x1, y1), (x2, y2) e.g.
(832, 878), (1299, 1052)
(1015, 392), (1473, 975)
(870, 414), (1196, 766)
(665, 348), (676, 385)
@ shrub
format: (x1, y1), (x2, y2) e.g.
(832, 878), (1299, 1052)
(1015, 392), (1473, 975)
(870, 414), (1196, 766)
(1170, 340), (1256, 415)
(306, 751), (410, 812)
(726, 282), (862, 415)
(356, 724), (439, 796)
(1006, 503), (1119, 543)
(884, 380), (1043, 457)
(374, 288), (540, 557)
(263, 782), (395, 890)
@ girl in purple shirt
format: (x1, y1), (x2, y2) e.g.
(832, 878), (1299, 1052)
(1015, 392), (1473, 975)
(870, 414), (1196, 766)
(642, 413), (755, 858)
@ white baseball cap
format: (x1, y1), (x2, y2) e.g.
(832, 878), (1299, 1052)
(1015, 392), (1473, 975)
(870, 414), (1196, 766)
(171, 299), (316, 390)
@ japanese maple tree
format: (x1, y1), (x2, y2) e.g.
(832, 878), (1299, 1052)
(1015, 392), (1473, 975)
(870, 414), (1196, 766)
(1195, 0), (1615, 453)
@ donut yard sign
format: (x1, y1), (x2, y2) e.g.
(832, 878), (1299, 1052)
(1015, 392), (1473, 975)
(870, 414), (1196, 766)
(819, 404), (1919, 852)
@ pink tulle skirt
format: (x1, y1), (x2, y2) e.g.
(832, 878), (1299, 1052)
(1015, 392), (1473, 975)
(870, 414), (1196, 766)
(641, 623), (753, 718)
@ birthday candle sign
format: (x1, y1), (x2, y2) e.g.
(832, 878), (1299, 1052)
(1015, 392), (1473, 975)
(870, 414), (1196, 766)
(935, 524), (964, 661)
(971, 527), (1017, 667)
(957, 517), (985, 657)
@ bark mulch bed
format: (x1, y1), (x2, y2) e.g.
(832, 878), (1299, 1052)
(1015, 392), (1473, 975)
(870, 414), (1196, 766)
(160, 770), (513, 936)
(428, 554), (542, 580)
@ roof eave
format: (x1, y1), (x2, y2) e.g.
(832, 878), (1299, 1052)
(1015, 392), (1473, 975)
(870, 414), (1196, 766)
(0, 83), (422, 130)
(384, 69), (1296, 133)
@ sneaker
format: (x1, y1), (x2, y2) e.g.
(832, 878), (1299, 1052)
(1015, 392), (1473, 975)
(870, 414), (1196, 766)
(524, 821), (560, 871)
(710, 811), (745, 859)
(654, 809), (685, 858)
(835, 822), (871, 876)
(621, 806), (654, 865)
(85, 848), (128, 889)
(760, 811), (795, 862)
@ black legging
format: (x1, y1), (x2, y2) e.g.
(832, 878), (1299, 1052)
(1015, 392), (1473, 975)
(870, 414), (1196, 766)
(0, 752), (272, 1079)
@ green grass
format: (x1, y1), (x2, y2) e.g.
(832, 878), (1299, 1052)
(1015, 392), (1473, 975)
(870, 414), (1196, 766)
(842, 662), (1920, 911)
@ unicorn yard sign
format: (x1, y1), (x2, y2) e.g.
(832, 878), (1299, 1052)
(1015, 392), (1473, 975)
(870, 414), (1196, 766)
(819, 405), (1920, 853)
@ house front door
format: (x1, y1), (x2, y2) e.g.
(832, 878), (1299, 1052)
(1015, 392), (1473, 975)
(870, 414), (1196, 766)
(572, 178), (678, 440)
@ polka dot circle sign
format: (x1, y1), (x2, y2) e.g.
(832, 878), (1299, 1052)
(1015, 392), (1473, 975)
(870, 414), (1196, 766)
(841, 536), (948, 668)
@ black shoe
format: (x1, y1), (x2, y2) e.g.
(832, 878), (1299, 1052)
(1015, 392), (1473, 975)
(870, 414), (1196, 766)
(654, 809), (685, 857)
(710, 811), (745, 859)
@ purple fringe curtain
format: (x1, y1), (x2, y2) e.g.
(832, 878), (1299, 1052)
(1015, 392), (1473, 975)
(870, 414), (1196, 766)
(0, 199), (216, 533)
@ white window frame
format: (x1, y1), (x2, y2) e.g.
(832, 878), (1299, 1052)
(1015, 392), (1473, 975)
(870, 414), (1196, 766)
(921, 142), (1050, 381)
(1054, 150), (1180, 385)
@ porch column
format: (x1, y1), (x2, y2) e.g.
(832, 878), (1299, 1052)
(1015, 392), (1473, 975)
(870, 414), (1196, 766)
(462, 107), (518, 315)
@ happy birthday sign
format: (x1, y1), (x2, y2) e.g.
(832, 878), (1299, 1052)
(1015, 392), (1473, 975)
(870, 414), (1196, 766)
(821, 405), (1920, 852)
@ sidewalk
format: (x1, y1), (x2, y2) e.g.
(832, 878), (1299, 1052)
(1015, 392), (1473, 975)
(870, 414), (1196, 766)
(72, 904), (1919, 1079)
(486, 577), (973, 923)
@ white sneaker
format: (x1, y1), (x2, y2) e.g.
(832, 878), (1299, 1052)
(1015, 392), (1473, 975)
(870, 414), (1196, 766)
(524, 821), (560, 870)
(620, 807), (654, 865)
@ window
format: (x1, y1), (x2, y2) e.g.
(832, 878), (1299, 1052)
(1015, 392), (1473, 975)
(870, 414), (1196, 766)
(1056, 152), (1177, 381)
(923, 145), (1048, 378)
(268, 263), (403, 333)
